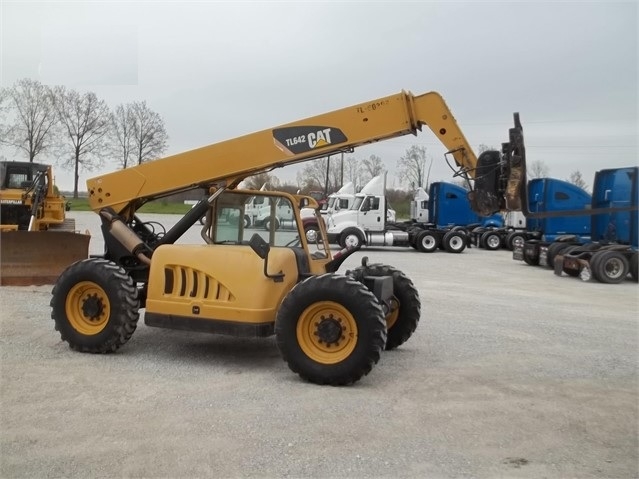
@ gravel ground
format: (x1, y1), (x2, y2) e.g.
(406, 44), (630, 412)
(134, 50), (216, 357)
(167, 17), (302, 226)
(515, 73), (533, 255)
(1, 211), (637, 478)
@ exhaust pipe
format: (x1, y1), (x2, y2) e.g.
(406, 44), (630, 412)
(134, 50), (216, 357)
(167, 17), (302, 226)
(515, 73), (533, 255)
(99, 209), (152, 265)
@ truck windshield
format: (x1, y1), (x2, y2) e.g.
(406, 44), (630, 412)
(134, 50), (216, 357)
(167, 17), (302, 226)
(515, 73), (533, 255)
(352, 196), (364, 210)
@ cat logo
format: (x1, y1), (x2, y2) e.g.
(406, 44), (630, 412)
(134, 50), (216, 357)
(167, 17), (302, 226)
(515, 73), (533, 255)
(273, 125), (348, 156)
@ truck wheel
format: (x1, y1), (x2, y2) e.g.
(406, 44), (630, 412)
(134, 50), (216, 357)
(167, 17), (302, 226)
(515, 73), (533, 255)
(264, 217), (280, 231)
(443, 230), (467, 254)
(561, 246), (583, 277)
(244, 215), (251, 228)
(352, 264), (420, 350)
(339, 228), (364, 249)
(481, 231), (501, 250)
(630, 252), (638, 282)
(305, 224), (319, 243)
(506, 232), (526, 251)
(547, 242), (575, 269)
(591, 250), (629, 284)
(416, 230), (439, 253)
(50, 258), (139, 353)
(275, 274), (386, 385)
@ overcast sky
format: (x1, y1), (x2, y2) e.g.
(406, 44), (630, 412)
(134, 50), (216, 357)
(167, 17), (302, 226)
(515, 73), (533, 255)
(1, 1), (637, 192)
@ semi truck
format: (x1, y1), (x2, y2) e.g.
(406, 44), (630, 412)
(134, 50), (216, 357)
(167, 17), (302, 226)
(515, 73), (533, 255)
(425, 181), (504, 249)
(325, 174), (469, 253)
(517, 167), (638, 283)
(47, 89), (523, 385)
(478, 177), (591, 251)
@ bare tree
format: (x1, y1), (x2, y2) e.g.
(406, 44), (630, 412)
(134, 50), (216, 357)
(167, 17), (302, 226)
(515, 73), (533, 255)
(528, 159), (550, 179)
(0, 78), (58, 162)
(296, 157), (341, 193)
(396, 145), (429, 189)
(568, 170), (589, 191)
(109, 104), (135, 169)
(361, 154), (385, 182)
(53, 87), (111, 198)
(243, 172), (278, 190)
(130, 101), (168, 165)
(477, 144), (496, 154)
(343, 156), (361, 187)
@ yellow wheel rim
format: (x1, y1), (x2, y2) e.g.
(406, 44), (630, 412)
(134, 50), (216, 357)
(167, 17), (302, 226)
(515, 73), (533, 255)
(65, 281), (110, 335)
(386, 296), (400, 330)
(296, 301), (358, 364)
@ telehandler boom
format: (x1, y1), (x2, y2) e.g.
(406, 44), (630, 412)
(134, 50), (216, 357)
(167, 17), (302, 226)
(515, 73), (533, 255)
(50, 90), (522, 385)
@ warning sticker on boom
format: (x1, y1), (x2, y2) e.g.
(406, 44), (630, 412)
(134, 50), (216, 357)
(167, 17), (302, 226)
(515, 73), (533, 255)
(273, 126), (347, 156)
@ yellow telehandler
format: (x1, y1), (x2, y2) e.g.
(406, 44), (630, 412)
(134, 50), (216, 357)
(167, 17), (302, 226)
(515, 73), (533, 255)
(49, 90), (524, 385)
(0, 161), (90, 285)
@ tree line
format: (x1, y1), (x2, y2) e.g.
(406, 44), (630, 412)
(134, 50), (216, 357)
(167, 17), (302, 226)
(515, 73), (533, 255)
(0, 78), (168, 198)
(0, 77), (590, 201)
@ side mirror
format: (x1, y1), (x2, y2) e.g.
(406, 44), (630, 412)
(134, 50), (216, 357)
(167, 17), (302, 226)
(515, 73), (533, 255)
(299, 197), (310, 209)
(249, 233), (270, 259)
(249, 233), (284, 282)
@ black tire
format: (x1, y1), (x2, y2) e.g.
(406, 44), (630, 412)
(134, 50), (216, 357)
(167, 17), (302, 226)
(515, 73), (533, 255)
(275, 274), (387, 385)
(546, 242), (574, 269)
(591, 250), (629, 284)
(630, 252), (638, 282)
(522, 241), (540, 266)
(506, 232), (526, 251)
(339, 228), (364, 249)
(443, 230), (467, 254)
(352, 264), (421, 350)
(264, 217), (280, 231)
(416, 230), (439, 253)
(481, 231), (502, 251)
(243, 215), (251, 228)
(561, 246), (583, 277)
(304, 224), (319, 243)
(50, 258), (139, 353)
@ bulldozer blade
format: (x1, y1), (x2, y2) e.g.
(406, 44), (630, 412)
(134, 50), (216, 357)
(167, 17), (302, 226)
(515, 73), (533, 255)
(0, 231), (90, 286)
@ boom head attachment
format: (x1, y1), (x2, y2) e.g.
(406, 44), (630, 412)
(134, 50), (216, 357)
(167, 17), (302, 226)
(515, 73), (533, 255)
(468, 113), (527, 216)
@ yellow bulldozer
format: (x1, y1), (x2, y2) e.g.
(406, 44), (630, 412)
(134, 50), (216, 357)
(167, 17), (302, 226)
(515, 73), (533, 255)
(0, 161), (90, 285)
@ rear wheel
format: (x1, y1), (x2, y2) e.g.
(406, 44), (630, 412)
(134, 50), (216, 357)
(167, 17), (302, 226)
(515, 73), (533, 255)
(443, 230), (467, 253)
(275, 274), (386, 385)
(547, 242), (574, 269)
(591, 250), (629, 284)
(416, 230), (439, 253)
(481, 231), (502, 250)
(506, 232), (526, 251)
(351, 264), (420, 350)
(50, 258), (139, 353)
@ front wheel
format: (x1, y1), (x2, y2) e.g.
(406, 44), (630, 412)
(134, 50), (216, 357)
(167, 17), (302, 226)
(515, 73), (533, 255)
(275, 274), (387, 385)
(351, 264), (420, 350)
(339, 228), (364, 249)
(50, 258), (140, 353)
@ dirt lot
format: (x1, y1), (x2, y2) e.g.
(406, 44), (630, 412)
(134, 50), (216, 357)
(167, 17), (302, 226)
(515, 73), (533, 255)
(1, 212), (637, 478)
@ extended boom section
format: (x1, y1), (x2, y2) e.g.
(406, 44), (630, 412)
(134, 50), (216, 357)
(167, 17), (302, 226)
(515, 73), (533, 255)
(87, 91), (481, 217)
